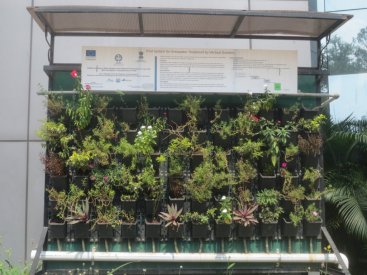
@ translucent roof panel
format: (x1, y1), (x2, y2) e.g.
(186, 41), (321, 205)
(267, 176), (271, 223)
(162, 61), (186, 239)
(28, 6), (352, 40)
(237, 16), (338, 38)
(143, 14), (237, 35)
(41, 12), (140, 34)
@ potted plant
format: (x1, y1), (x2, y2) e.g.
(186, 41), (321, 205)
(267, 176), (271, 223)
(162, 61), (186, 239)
(282, 204), (304, 237)
(298, 134), (322, 166)
(256, 189), (283, 237)
(303, 203), (322, 237)
(210, 196), (233, 238)
(42, 152), (68, 191)
(302, 167), (322, 207)
(141, 166), (163, 217)
(89, 181), (120, 239)
(186, 160), (213, 213)
(284, 143), (299, 172)
(120, 210), (138, 239)
(47, 188), (67, 240)
(65, 194), (91, 240)
(159, 204), (184, 239)
(182, 211), (211, 239)
(233, 204), (258, 238)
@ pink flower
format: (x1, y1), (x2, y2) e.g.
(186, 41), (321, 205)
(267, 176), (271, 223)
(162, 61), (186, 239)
(250, 115), (260, 122)
(312, 211), (319, 217)
(103, 176), (109, 182)
(70, 69), (78, 78)
(281, 162), (287, 168)
(85, 84), (91, 90)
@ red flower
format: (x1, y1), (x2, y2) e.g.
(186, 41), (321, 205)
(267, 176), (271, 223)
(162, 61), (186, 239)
(250, 115), (260, 122)
(70, 70), (78, 78)
(85, 84), (91, 90)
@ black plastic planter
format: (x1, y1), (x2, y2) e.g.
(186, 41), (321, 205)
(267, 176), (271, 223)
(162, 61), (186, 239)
(260, 221), (278, 237)
(281, 199), (294, 215)
(191, 223), (211, 239)
(167, 224), (184, 239)
(281, 219), (299, 237)
(145, 220), (162, 239)
(191, 200), (210, 214)
(215, 222), (232, 238)
(303, 220), (322, 237)
(145, 199), (162, 217)
(168, 108), (184, 127)
(48, 220), (67, 239)
(70, 222), (90, 239)
(121, 200), (137, 213)
(237, 224), (255, 238)
(48, 175), (68, 191)
(121, 108), (137, 128)
(258, 174), (277, 190)
(121, 222), (138, 239)
(301, 154), (319, 168)
(96, 223), (115, 239)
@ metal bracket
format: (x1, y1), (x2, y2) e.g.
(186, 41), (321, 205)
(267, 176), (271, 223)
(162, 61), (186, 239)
(321, 226), (351, 275)
(29, 227), (48, 275)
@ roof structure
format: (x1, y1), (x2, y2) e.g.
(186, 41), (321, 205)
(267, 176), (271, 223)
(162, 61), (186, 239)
(28, 6), (352, 40)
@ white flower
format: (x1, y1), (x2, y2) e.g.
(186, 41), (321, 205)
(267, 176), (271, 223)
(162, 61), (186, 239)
(137, 131), (142, 135)
(312, 211), (319, 217)
(141, 125), (146, 129)
(222, 209), (228, 213)
(221, 195), (226, 201)
(148, 125), (152, 129)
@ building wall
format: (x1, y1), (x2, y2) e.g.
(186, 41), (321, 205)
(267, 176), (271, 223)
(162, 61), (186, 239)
(0, 0), (313, 263)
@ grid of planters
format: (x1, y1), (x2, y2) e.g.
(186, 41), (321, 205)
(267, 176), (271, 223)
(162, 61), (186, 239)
(41, 74), (325, 253)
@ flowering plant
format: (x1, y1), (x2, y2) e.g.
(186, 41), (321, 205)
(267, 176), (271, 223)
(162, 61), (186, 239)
(304, 203), (322, 222)
(211, 196), (232, 224)
(66, 70), (95, 130)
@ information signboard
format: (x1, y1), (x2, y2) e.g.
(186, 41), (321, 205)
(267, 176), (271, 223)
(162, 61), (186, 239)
(81, 46), (297, 93)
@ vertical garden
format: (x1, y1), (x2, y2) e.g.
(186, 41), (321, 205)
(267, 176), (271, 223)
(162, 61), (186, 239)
(39, 70), (327, 259)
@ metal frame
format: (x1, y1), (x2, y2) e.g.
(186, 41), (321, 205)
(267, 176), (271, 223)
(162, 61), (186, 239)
(28, 6), (351, 40)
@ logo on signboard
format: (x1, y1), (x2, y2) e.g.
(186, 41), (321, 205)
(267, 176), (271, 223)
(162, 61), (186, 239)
(139, 51), (144, 60)
(115, 54), (123, 64)
(85, 50), (96, 59)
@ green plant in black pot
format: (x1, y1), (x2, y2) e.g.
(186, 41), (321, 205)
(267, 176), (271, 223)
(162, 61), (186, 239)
(159, 204), (183, 230)
(256, 189), (283, 224)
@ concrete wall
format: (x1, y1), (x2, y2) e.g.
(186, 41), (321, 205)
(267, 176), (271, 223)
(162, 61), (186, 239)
(0, 0), (312, 264)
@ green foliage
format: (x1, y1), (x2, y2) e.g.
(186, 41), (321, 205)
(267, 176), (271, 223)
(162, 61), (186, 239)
(285, 143), (299, 162)
(256, 189), (283, 223)
(259, 120), (294, 167)
(298, 114), (327, 133)
(233, 139), (263, 160)
(182, 211), (209, 224)
(289, 204), (304, 226)
(303, 167), (321, 185)
(37, 121), (67, 150)
(121, 210), (136, 223)
(256, 189), (281, 207)
(235, 159), (257, 184)
(66, 79), (94, 129)
(0, 243), (29, 275)
(213, 196), (232, 224)
(304, 203), (322, 223)
(67, 149), (94, 171)
(93, 117), (118, 141)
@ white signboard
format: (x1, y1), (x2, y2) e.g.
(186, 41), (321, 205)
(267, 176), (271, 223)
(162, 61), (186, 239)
(81, 46), (297, 93)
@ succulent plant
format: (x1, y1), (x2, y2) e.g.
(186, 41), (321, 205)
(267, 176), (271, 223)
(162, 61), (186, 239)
(159, 204), (183, 228)
(233, 204), (259, 227)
